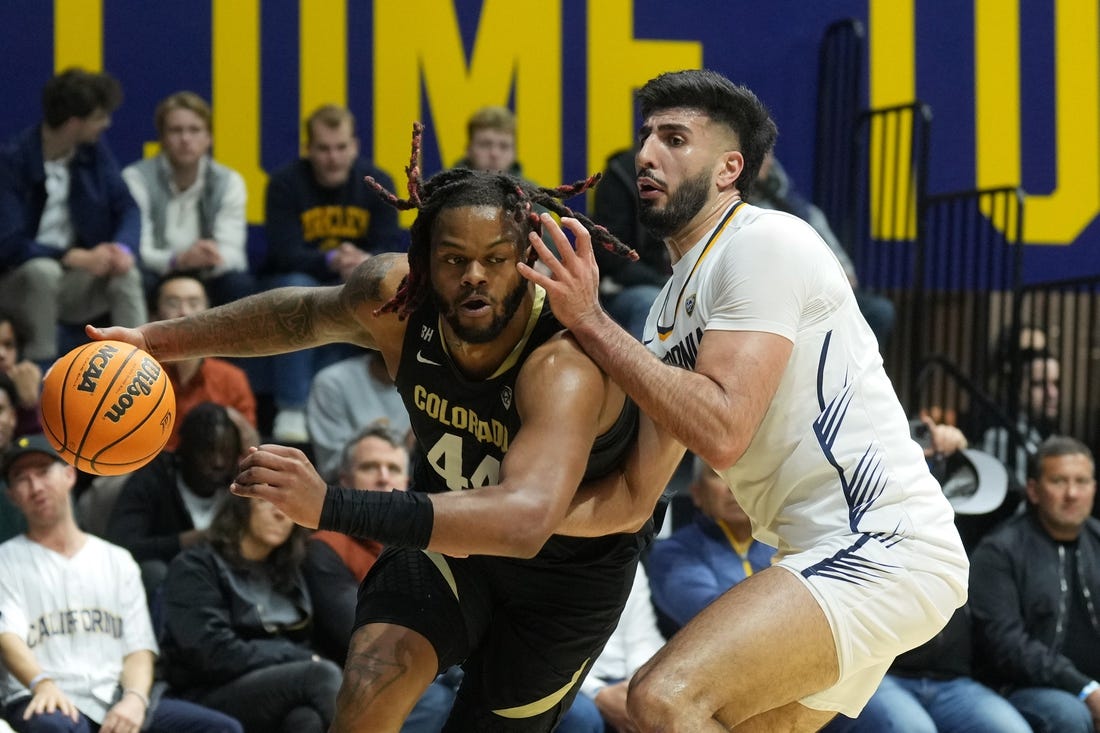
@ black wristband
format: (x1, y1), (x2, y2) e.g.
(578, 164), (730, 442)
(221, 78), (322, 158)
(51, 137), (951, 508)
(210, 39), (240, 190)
(318, 486), (435, 549)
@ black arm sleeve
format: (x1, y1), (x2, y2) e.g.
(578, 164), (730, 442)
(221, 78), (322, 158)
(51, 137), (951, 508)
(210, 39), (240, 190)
(318, 486), (434, 549)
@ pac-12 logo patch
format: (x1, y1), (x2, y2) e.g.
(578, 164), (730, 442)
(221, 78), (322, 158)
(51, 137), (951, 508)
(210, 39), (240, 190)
(685, 294), (697, 316)
(501, 386), (513, 410)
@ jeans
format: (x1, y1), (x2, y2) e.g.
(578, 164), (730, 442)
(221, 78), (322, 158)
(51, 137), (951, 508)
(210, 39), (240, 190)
(4, 695), (243, 733)
(195, 659), (341, 733)
(554, 692), (604, 732)
(401, 667), (464, 733)
(824, 674), (1031, 733)
(1008, 686), (1093, 733)
(0, 257), (147, 363)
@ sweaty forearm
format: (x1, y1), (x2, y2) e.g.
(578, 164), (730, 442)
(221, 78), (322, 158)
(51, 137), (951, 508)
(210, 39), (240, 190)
(569, 312), (747, 469)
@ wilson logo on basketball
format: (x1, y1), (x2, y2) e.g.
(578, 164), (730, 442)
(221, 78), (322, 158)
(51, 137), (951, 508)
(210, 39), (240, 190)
(76, 343), (120, 393)
(103, 357), (163, 423)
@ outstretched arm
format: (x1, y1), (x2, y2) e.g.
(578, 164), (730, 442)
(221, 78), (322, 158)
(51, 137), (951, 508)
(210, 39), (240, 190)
(519, 215), (791, 470)
(232, 338), (614, 557)
(88, 252), (408, 363)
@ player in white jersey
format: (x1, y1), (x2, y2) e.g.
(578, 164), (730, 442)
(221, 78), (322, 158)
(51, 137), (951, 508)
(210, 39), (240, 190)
(0, 434), (241, 733)
(521, 69), (968, 731)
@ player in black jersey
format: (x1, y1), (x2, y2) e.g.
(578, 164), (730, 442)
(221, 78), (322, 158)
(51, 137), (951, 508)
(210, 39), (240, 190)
(90, 123), (684, 732)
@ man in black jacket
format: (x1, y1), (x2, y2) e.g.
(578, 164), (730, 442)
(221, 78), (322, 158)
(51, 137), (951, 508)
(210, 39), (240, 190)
(970, 435), (1100, 733)
(106, 402), (240, 598)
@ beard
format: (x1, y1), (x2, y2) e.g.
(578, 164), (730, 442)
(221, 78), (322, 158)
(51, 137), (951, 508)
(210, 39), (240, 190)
(638, 167), (712, 239)
(433, 277), (529, 344)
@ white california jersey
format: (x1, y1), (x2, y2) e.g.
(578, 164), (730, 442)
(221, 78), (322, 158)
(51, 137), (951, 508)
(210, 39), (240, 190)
(0, 535), (158, 723)
(642, 203), (956, 555)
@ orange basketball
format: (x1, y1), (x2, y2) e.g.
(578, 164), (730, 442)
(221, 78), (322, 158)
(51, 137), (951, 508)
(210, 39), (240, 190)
(39, 341), (176, 476)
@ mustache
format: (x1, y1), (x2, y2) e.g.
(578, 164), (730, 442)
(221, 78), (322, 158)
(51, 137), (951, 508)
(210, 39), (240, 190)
(636, 168), (666, 188)
(457, 287), (492, 302)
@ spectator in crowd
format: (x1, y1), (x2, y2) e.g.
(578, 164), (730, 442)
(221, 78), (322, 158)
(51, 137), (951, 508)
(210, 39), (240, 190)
(160, 494), (341, 733)
(970, 435), (1100, 732)
(122, 91), (255, 307)
(591, 148), (671, 340)
(106, 402), (241, 597)
(0, 434), (242, 733)
(303, 425), (454, 732)
(454, 106), (521, 175)
(305, 423), (410, 662)
(912, 412), (1011, 551)
(557, 564), (668, 733)
(747, 152), (895, 348)
(0, 375), (26, 544)
(152, 274), (257, 452)
(0, 310), (42, 436)
(982, 346), (1060, 490)
(0, 67), (146, 365)
(260, 104), (404, 442)
(647, 456), (776, 635)
(306, 349), (410, 481)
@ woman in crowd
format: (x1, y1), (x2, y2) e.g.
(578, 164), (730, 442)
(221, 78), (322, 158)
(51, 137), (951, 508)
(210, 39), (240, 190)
(160, 495), (341, 733)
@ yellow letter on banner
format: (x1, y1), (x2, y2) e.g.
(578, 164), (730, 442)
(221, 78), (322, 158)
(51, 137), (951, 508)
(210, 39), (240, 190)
(212, 0), (267, 223)
(374, 0), (562, 228)
(868, 0), (917, 241)
(300, 0), (347, 147)
(586, 0), (701, 181)
(976, 0), (1099, 244)
(53, 0), (102, 71)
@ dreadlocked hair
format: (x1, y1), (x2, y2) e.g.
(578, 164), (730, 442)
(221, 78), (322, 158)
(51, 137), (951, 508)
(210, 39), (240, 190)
(364, 123), (638, 319)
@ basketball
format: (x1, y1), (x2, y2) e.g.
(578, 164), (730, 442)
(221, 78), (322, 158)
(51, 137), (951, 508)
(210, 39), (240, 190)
(39, 341), (176, 476)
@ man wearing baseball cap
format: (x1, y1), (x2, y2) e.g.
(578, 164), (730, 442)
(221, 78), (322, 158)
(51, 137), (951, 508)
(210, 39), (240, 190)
(0, 435), (242, 733)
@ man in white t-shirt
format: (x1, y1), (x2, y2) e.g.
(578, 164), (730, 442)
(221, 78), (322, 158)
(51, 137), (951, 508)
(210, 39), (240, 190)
(0, 435), (241, 733)
(521, 69), (969, 731)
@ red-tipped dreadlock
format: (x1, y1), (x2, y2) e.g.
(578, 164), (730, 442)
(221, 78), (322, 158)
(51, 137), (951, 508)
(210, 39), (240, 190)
(368, 123), (637, 320)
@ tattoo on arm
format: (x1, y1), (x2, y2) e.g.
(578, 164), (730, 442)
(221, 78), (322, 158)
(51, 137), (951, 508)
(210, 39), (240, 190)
(343, 253), (403, 307)
(147, 289), (336, 357)
(145, 254), (403, 360)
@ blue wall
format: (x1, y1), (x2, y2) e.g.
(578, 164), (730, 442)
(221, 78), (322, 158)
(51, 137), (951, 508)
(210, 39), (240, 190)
(2, 1), (1095, 281)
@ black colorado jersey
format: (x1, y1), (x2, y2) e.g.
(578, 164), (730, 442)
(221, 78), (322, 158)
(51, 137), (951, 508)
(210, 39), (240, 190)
(394, 288), (640, 562)
(396, 288), (562, 495)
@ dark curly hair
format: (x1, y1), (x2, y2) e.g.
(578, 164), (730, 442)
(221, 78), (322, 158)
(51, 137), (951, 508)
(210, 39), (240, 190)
(637, 69), (778, 196)
(365, 122), (638, 319)
(208, 494), (309, 593)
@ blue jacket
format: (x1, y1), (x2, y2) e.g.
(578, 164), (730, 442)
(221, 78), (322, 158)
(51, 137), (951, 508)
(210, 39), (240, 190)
(0, 124), (140, 271)
(647, 512), (775, 631)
